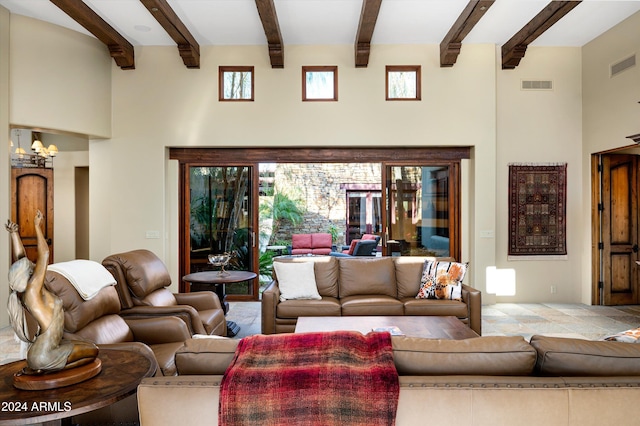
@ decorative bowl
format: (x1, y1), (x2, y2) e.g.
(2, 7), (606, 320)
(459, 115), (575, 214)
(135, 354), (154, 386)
(208, 253), (231, 276)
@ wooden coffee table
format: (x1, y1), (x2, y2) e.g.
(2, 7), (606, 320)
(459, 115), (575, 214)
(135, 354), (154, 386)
(295, 316), (479, 340)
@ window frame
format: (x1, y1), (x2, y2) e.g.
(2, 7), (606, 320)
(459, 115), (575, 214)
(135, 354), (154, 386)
(219, 66), (255, 102)
(302, 65), (338, 102)
(385, 65), (421, 101)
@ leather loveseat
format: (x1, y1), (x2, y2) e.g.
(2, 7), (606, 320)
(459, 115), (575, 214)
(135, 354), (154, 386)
(261, 256), (482, 335)
(137, 334), (640, 425)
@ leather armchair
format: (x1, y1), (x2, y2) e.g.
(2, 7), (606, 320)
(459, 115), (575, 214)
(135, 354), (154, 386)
(102, 249), (226, 336)
(44, 270), (189, 376)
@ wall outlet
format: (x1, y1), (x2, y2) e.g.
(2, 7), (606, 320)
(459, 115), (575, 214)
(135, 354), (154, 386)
(550, 285), (557, 294)
(145, 230), (161, 239)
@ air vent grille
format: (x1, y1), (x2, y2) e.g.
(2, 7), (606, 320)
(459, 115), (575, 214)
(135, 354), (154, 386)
(611, 54), (636, 77)
(521, 80), (553, 91)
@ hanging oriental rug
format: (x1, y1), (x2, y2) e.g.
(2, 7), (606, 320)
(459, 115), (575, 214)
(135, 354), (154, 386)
(508, 163), (567, 259)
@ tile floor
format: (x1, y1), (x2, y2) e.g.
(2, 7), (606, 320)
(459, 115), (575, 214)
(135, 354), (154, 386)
(3, 302), (640, 365)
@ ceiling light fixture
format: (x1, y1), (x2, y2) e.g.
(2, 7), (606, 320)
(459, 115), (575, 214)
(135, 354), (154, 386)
(10, 130), (55, 168)
(14, 129), (26, 157)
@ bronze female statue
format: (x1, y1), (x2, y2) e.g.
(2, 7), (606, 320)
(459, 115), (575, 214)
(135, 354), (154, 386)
(6, 210), (98, 374)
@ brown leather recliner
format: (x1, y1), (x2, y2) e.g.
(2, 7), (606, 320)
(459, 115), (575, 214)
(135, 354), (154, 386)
(102, 249), (226, 337)
(44, 270), (189, 376)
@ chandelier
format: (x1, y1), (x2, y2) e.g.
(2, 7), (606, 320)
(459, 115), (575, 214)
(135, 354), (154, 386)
(10, 130), (58, 169)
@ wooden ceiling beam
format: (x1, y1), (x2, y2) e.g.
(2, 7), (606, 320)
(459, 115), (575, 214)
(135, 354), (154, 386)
(255, 0), (284, 68)
(502, 1), (581, 70)
(355, 0), (383, 68)
(140, 0), (200, 69)
(50, 0), (135, 69)
(440, 0), (495, 67)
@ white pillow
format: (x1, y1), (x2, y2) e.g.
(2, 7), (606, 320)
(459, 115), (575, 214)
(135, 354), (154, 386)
(274, 261), (322, 302)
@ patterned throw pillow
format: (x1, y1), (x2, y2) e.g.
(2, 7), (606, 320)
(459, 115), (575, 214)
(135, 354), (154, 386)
(602, 327), (640, 343)
(416, 260), (468, 301)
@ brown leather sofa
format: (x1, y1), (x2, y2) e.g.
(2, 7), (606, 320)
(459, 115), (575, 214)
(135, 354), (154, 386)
(261, 256), (482, 335)
(44, 270), (189, 376)
(138, 334), (640, 425)
(102, 249), (227, 336)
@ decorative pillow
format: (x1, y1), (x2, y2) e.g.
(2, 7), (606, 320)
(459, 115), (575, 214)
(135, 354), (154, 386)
(416, 260), (468, 301)
(602, 327), (640, 343)
(273, 261), (322, 302)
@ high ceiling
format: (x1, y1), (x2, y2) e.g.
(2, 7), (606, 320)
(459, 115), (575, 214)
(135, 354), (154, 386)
(1, 0), (639, 69)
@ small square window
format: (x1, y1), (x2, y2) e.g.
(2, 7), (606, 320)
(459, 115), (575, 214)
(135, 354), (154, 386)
(386, 66), (421, 101)
(219, 66), (254, 101)
(302, 66), (338, 101)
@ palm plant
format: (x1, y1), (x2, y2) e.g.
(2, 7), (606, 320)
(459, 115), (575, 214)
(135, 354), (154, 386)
(260, 192), (304, 226)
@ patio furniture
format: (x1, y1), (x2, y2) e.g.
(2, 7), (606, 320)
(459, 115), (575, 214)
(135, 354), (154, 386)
(288, 233), (333, 255)
(331, 239), (378, 257)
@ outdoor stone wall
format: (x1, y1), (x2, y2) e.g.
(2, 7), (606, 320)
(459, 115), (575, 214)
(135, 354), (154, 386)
(271, 163), (380, 247)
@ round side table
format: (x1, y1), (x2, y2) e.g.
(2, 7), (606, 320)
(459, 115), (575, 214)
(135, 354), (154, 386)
(0, 349), (156, 425)
(182, 270), (257, 337)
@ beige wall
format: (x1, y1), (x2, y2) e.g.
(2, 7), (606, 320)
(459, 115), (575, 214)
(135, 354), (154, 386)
(103, 43), (498, 292)
(1, 5), (11, 328)
(53, 151), (90, 262)
(9, 15), (111, 138)
(582, 11), (640, 304)
(496, 46), (583, 302)
(3, 12), (639, 328)
(2, 15), (111, 328)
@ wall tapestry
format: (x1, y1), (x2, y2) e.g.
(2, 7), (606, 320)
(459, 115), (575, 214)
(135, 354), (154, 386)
(508, 163), (567, 259)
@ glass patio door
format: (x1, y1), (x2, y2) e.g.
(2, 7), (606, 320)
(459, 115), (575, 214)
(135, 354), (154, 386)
(345, 190), (382, 244)
(186, 165), (257, 298)
(384, 164), (460, 260)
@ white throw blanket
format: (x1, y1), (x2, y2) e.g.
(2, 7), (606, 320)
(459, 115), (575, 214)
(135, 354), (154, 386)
(48, 260), (116, 300)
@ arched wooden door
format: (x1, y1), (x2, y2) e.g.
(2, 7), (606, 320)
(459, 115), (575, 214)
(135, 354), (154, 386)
(11, 168), (54, 264)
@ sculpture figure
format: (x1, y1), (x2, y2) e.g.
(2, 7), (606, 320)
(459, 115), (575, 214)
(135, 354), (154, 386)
(6, 210), (98, 374)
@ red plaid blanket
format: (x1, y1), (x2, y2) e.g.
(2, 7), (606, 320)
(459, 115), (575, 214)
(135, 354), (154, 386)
(219, 331), (399, 426)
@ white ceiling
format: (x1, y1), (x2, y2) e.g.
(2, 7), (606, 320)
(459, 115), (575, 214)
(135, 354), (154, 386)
(0, 0), (639, 48)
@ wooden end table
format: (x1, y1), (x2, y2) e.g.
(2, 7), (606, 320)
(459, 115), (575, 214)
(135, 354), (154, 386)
(0, 348), (156, 426)
(182, 270), (257, 337)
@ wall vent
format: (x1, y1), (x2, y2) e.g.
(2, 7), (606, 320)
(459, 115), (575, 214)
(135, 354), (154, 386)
(521, 80), (553, 91)
(610, 54), (636, 77)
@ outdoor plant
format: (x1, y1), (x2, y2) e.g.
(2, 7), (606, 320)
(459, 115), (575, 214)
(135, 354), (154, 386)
(328, 224), (339, 243)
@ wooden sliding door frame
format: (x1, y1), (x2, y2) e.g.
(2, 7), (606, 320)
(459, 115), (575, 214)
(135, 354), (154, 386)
(170, 147), (470, 164)
(171, 147), (471, 297)
(381, 160), (462, 260)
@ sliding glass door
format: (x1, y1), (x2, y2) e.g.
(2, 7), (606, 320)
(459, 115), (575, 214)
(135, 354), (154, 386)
(172, 147), (469, 298)
(384, 163), (461, 260)
(183, 165), (257, 298)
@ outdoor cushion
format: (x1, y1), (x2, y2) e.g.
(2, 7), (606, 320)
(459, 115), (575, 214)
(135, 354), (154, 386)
(343, 239), (360, 255)
(311, 233), (332, 248)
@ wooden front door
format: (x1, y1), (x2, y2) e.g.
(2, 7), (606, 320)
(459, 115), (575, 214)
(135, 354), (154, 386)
(600, 154), (639, 305)
(10, 168), (54, 264)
